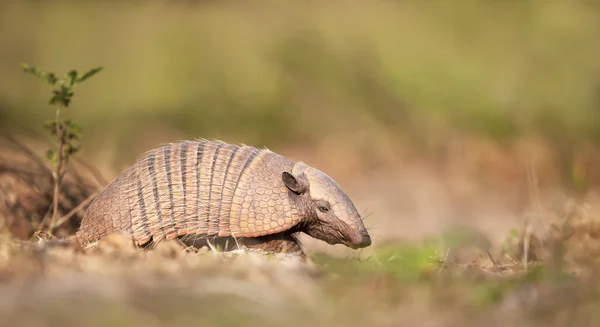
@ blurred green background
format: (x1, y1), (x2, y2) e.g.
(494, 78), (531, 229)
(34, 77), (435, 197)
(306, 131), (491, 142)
(2, 1), (600, 171)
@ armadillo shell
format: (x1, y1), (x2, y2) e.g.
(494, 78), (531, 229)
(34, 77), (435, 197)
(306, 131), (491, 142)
(76, 139), (303, 246)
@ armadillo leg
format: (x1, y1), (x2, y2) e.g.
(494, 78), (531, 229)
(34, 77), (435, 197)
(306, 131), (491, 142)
(242, 232), (305, 257)
(175, 232), (305, 257)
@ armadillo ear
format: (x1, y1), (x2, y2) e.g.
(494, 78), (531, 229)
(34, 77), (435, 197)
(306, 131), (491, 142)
(282, 171), (307, 194)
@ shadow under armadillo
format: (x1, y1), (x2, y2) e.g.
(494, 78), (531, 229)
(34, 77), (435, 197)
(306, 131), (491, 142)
(138, 230), (306, 258)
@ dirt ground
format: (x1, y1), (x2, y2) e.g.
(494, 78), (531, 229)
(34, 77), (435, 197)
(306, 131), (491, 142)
(2, 135), (600, 327)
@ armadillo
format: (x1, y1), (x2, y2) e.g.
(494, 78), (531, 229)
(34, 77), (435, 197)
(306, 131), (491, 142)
(75, 139), (371, 255)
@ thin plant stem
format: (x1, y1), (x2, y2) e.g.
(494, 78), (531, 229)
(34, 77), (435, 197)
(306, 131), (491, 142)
(50, 189), (100, 231)
(49, 106), (66, 235)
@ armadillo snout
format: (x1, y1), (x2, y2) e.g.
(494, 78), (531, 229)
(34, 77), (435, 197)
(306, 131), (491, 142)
(357, 232), (372, 248)
(346, 229), (371, 249)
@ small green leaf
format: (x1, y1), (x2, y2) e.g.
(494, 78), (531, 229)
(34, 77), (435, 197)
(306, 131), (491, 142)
(43, 120), (57, 135)
(64, 143), (81, 161)
(66, 70), (78, 87)
(77, 66), (103, 83)
(49, 93), (62, 105)
(45, 73), (58, 85)
(66, 130), (81, 141)
(69, 121), (82, 134)
(45, 149), (58, 165)
(45, 149), (54, 160)
(20, 63), (43, 77)
(19, 63), (59, 86)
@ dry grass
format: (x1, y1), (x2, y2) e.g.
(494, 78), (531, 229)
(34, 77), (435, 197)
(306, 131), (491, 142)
(2, 130), (600, 326)
(2, 196), (600, 327)
(2, 122), (600, 327)
(0, 136), (100, 240)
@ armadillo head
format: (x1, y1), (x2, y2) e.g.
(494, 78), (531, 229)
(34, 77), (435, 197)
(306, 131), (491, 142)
(281, 162), (371, 249)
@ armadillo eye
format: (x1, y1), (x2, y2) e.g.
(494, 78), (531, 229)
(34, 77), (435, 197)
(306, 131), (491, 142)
(318, 206), (329, 213)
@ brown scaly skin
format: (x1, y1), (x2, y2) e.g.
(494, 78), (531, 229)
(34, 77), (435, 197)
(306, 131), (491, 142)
(75, 140), (371, 256)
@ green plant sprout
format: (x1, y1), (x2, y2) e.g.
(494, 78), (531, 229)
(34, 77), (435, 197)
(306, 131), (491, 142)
(19, 63), (103, 236)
